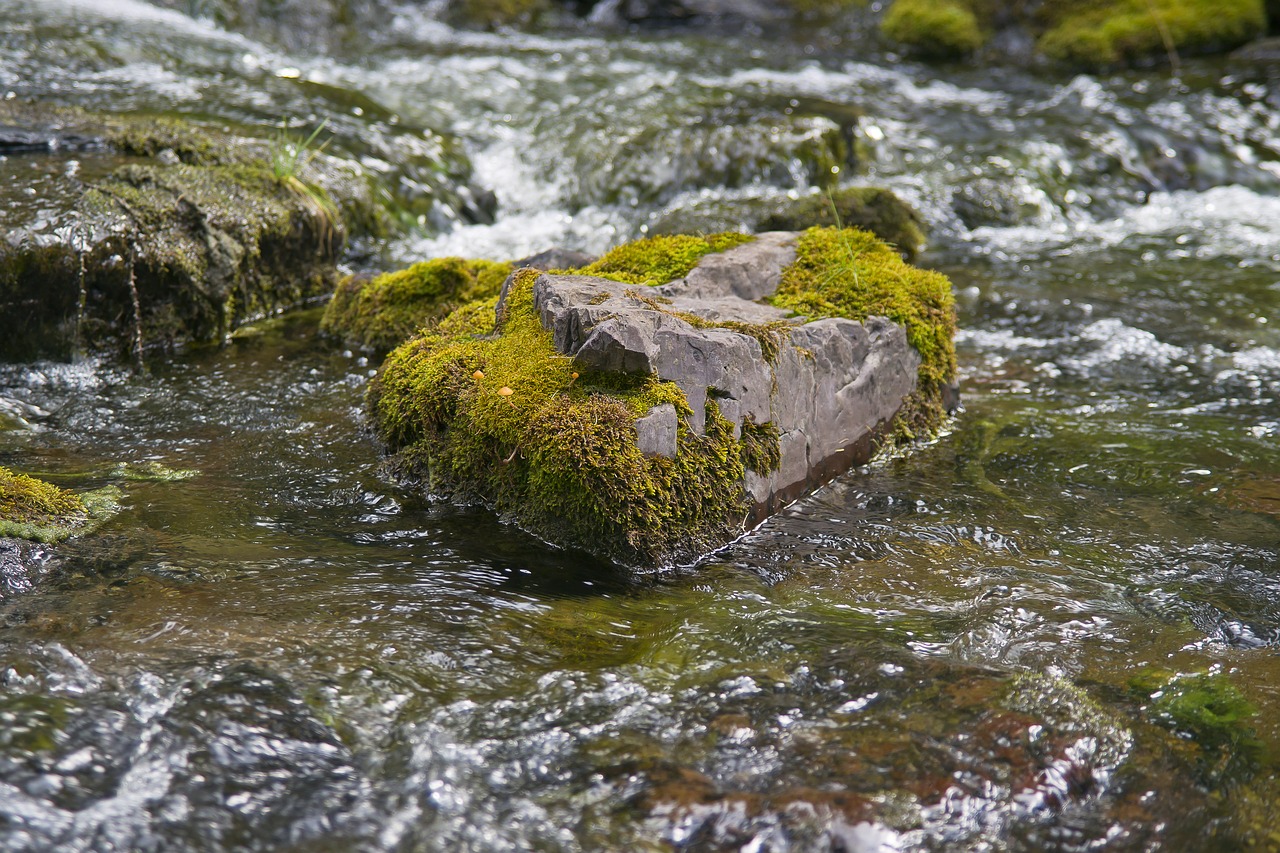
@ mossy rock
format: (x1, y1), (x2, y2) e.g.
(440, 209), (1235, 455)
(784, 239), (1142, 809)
(0, 101), (439, 362)
(1037, 0), (1267, 67)
(772, 227), (956, 439)
(368, 229), (956, 567)
(0, 466), (117, 543)
(758, 187), (926, 261)
(881, 0), (988, 57)
(320, 257), (513, 352)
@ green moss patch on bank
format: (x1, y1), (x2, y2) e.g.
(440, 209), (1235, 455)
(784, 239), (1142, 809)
(772, 226), (957, 440)
(0, 467), (86, 543)
(321, 257), (512, 352)
(1037, 0), (1266, 66)
(881, 0), (987, 57)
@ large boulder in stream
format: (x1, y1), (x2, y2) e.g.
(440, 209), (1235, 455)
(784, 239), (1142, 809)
(367, 229), (957, 568)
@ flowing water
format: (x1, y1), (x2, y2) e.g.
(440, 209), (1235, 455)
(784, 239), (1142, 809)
(2, 1), (1280, 849)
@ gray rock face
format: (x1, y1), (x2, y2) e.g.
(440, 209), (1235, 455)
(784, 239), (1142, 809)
(507, 231), (924, 518)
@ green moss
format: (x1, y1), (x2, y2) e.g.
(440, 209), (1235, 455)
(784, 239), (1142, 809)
(0, 466), (85, 543)
(571, 233), (754, 286)
(740, 419), (782, 475)
(1130, 669), (1260, 752)
(369, 269), (770, 566)
(881, 0), (987, 57)
(1037, 0), (1266, 66)
(320, 257), (512, 352)
(772, 227), (957, 440)
(759, 188), (927, 262)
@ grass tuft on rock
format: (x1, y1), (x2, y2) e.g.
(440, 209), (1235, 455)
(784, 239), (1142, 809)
(369, 268), (761, 566)
(321, 257), (512, 352)
(772, 226), (957, 440)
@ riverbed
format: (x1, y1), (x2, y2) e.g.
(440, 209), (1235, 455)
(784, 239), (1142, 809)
(1, 1), (1279, 850)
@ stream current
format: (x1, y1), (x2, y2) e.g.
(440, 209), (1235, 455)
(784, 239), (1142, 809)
(1, 1), (1279, 850)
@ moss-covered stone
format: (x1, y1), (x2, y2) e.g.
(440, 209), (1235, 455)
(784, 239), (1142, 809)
(367, 229), (956, 567)
(369, 268), (756, 567)
(758, 188), (926, 261)
(771, 226), (957, 439)
(1037, 0), (1267, 67)
(881, 0), (987, 57)
(1129, 669), (1261, 755)
(0, 466), (86, 543)
(320, 257), (512, 352)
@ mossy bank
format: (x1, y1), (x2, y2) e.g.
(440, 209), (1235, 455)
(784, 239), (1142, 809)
(877, 0), (1268, 67)
(367, 229), (957, 568)
(0, 101), (480, 363)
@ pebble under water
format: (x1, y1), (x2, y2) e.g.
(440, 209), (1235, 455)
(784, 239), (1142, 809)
(1, 0), (1280, 850)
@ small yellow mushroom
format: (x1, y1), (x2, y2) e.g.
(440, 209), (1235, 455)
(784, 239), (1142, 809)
(571, 372), (579, 380)
(473, 370), (485, 380)
(498, 386), (514, 397)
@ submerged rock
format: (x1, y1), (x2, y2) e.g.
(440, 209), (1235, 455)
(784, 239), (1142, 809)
(0, 102), (402, 362)
(368, 229), (957, 568)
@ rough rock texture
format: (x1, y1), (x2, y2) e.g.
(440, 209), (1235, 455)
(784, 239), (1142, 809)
(516, 231), (922, 520)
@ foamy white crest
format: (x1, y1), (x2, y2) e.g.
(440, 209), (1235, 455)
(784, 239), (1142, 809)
(392, 208), (621, 265)
(1063, 318), (1185, 371)
(14, 0), (251, 47)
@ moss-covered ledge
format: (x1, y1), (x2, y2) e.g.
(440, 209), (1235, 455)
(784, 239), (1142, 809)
(367, 229), (957, 568)
(0, 466), (119, 543)
(0, 100), (476, 363)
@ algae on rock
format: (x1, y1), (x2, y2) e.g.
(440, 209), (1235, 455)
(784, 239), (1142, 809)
(758, 188), (927, 262)
(0, 101), (481, 362)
